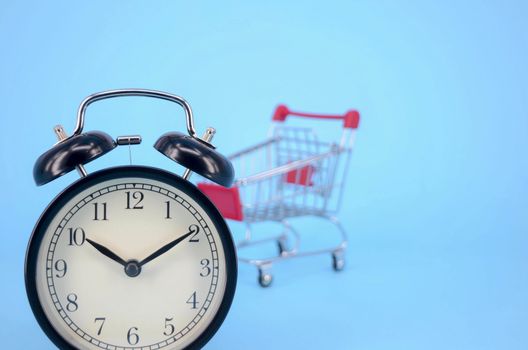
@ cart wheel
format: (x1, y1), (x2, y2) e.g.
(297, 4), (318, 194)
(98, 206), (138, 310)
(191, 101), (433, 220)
(277, 239), (287, 256)
(332, 253), (345, 271)
(258, 269), (273, 288)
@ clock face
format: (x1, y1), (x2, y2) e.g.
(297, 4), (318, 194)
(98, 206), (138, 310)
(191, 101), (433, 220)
(26, 166), (237, 350)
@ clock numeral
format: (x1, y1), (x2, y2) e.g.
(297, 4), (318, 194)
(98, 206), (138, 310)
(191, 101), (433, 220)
(125, 191), (144, 209)
(186, 291), (199, 309)
(163, 317), (175, 336)
(200, 258), (211, 277)
(68, 228), (86, 246)
(54, 259), (67, 278)
(94, 317), (106, 336)
(127, 327), (140, 345)
(165, 201), (171, 219)
(93, 202), (108, 221)
(188, 225), (200, 243)
(66, 293), (78, 312)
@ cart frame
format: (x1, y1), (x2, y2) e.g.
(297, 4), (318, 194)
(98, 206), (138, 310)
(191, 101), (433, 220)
(198, 105), (360, 286)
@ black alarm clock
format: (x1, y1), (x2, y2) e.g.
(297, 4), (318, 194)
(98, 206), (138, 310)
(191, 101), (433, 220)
(25, 89), (237, 350)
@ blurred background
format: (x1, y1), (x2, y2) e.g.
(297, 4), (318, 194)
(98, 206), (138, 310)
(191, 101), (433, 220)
(1, 1), (527, 349)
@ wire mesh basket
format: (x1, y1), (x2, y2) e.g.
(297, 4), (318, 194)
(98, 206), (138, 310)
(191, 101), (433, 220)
(198, 105), (360, 286)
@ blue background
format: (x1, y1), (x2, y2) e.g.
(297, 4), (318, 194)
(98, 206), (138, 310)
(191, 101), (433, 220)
(1, 1), (527, 349)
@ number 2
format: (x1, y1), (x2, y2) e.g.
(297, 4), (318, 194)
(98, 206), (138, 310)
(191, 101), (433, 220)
(188, 225), (200, 243)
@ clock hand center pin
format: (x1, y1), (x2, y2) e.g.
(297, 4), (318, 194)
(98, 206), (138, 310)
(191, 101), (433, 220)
(86, 238), (143, 278)
(123, 260), (141, 278)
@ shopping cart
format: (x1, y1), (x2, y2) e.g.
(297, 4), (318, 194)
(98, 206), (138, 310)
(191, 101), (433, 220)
(198, 105), (360, 287)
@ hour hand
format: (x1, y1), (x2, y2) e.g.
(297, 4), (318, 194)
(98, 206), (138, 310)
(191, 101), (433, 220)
(86, 238), (127, 267)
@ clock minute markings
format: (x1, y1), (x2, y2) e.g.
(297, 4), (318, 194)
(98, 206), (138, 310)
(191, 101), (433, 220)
(38, 179), (226, 350)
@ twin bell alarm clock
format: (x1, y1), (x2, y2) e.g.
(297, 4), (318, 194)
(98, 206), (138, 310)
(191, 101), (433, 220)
(25, 89), (237, 350)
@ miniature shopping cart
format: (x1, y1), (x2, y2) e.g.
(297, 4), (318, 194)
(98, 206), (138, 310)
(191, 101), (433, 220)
(198, 105), (360, 287)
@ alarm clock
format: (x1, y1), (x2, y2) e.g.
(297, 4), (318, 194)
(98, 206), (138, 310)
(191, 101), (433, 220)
(25, 89), (237, 350)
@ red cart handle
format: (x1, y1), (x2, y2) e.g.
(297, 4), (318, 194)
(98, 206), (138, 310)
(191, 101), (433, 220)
(272, 104), (360, 129)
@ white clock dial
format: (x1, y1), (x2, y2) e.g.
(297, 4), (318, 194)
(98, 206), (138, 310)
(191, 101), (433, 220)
(28, 168), (235, 350)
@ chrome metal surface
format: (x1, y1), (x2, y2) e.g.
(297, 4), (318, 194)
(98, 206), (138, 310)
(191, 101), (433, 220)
(71, 89), (197, 139)
(76, 164), (88, 178)
(205, 117), (358, 286)
(116, 135), (142, 145)
(116, 135), (142, 165)
(202, 127), (216, 143)
(226, 125), (355, 220)
(53, 125), (68, 142)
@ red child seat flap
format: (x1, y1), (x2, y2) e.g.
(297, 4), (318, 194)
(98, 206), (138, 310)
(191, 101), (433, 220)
(197, 183), (244, 221)
(285, 165), (315, 186)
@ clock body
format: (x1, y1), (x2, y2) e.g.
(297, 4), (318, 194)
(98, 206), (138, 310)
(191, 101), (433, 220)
(25, 165), (237, 350)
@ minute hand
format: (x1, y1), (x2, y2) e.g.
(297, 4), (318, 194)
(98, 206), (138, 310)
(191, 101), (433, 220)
(139, 230), (194, 267)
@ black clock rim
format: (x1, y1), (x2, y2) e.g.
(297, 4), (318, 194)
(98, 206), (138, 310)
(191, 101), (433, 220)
(25, 165), (238, 350)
